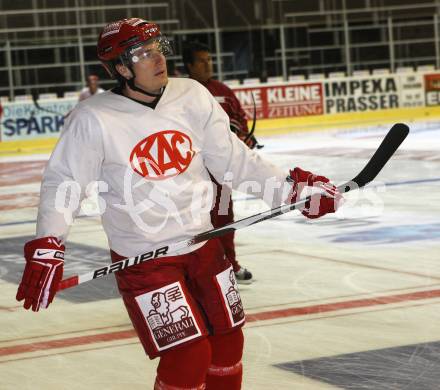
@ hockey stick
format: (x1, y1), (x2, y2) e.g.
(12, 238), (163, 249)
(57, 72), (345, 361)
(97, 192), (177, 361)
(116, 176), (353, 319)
(243, 91), (257, 144)
(230, 91), (260, 148)
(243, 91), (264, 149)
(58, 123), (409, 291)
(31, 92), (66, 117)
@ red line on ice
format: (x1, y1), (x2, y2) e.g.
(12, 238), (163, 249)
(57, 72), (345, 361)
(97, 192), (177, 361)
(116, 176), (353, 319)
(245, 289), (440, 321)
(2, 288), (440, 358)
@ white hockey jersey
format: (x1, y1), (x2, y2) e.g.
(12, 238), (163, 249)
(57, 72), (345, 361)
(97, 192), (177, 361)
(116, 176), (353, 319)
(37, 78), (287, 257)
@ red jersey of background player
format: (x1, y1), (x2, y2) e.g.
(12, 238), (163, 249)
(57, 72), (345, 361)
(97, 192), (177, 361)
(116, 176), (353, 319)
(183, 41), (255, 283)
(203, 79), (249, 137)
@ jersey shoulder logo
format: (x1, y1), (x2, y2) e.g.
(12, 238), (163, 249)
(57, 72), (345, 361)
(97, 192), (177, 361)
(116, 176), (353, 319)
(130, 130), (196, 180)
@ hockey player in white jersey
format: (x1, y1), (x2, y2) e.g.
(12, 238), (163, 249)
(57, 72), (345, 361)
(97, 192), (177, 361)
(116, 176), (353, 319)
(16, 18), (342, 390)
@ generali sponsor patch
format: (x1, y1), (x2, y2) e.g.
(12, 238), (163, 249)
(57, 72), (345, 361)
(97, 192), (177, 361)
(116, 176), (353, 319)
(135, 281), (202, 351)
(215, 266), (245, 326)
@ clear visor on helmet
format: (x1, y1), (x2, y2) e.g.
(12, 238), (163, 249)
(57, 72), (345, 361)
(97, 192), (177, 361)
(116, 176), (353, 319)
(127, 36), (173, 65)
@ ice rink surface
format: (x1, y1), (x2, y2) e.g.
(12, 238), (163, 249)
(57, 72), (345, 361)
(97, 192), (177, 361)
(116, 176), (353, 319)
(1, 119), (440, 389)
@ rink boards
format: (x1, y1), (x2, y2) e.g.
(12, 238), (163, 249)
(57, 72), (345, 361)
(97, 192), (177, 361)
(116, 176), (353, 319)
(2, 104), (440, 156)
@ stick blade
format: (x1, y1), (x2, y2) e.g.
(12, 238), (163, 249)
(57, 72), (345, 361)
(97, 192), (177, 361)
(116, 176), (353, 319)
(347, 123), (409, 191)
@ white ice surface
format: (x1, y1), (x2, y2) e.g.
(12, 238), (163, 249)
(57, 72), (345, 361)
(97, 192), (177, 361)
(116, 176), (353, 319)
(1, 119), (440, 389)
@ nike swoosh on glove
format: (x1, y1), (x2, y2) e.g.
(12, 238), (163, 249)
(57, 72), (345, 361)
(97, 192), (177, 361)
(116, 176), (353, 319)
(16, 237), (65, 312)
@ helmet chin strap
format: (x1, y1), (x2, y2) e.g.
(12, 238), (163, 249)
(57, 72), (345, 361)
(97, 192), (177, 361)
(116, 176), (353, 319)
(126, 76), (164, 98)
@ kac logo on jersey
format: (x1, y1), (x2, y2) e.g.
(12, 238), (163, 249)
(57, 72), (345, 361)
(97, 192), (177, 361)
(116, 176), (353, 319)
(130, 130), (195, 180)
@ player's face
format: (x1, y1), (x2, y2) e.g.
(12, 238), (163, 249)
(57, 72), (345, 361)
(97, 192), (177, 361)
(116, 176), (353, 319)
(87, 76), (99, 93)
(187, 51), (213, 83)
(130, 41), (168, 92)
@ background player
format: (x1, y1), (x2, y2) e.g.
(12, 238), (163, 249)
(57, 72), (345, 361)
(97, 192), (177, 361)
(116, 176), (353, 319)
(78, 74), (105, 101)
(16, 18), (341, 390)
(183, 41), (256, 284)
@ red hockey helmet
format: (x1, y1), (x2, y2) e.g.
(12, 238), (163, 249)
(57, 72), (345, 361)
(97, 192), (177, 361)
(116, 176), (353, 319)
(97, 18), (171, 78)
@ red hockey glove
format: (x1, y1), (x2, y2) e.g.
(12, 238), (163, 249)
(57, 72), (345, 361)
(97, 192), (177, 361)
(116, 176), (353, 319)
(16, 237), (65, 312)
(288, 167), (342, 219)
